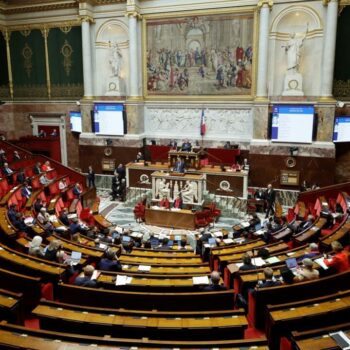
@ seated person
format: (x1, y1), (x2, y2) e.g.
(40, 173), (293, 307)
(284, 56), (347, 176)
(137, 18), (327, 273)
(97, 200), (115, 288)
(41, 160), (53, 172)
(39, 173), (52, 186)
(223, 141), (231, 149)
(21, 181), (32, 200)
(73, 183), (82, 198)
(168, 139), (177, 149)
(50, 129), (58, 137)
(291, 215), (314, 234)
(181, 139), (192, 152)
(69, 217), (88, 234)
(256, 267), (282, 288)
(7, 204), (18, 224)
(173, 195), (183, 209)
(13, 150), (21, 161)
(324, 241), (350, 273)
(33, 162), (42, 175)
(16, 168), (26, 184)
(280, 266), (295, 285)
(74, 265), (100, 287)
(297, 242), (320, 262)
(179, 239), (187, 250)
(239, 253), (257, 271)
(28, 236), (45, 258)
(294, 258), (319, 281)
(37, 207), (50, 224)
(159, 195), (170, 209)
(202, 271), (226, 291)
(99, 249), (122, 272)
(34, 198), (45, 214)
(38, 129), (46, 137)
(136, 152), (144, 162)
(58, 208), (70, 226)
(13, 212), (29, 233)
(58, 178), (68, 191)
(254, 188), (266, 200)
(231, 161), (242, 172)
(2, 162), (13, 183)
(44, 240), (62, 262)
(156, 237), (170, 251)
(173, 156), (186, 173)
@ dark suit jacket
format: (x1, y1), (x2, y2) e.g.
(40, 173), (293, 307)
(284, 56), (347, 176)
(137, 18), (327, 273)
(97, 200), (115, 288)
(259, 279), (281, 288)
(173, 161), (185, 173)
(181, 142), (192, 152)
(265, 189), (276, 204)
(99, 258), (122, 272)
(33, 166), (41, 175)
(74, 276), (98, 288)
(202, 284), (227, 291)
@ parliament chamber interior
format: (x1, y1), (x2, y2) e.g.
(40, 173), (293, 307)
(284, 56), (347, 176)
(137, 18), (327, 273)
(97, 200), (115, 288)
(1, 0), (350, 349)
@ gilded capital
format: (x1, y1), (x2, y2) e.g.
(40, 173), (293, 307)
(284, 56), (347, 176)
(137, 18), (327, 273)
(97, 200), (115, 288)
(79, 15), (95, 24)
(125, 11), (142, 20)
(257, 0), (273, 9)
(40, 27), (50, 39)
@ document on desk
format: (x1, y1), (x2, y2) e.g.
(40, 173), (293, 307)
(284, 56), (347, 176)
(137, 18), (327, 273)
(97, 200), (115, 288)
(116, 275), (133, 286)
(192, 276), (209, 285)
(265, 256), (280, 264)
(138, 265), (151, 272)
(315, 257), (329, 270)
(223, 238), (234, 244)
(252, 257), (266, 266)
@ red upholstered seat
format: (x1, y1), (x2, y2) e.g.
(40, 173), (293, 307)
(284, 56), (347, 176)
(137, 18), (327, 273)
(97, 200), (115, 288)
(195, 211), (209, 228)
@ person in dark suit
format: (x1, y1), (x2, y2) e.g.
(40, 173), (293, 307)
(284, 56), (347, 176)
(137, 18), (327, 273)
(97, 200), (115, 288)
(33, 162), (42, 175)
(203, 271), (227, 291)
(16, 168), (26, 184)
(173, 157), (186, 173)
(173, 195), (183, 209)
(7, 204), (17, 224)
(87, 165), (95, 188)
(21, 181), (32, 200)
(58, 208), (70, 226)
(256, 267), (281, 288)
(115, 163), (126, 180)
(156, 237), (170, 251)
(74, 265), (100, 287)
(265, 184), (276, 218)
(239, 254), (257, 271)
(168, 140), (177, 149)
(181, 139), (192, 152)
(98, 249), (122, 272)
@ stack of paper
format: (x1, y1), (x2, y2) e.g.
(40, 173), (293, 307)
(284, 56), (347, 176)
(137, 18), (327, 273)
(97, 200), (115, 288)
(138, 265), (151, 272)
(116, 275), (133, 286)
(192, 276), (209, 285)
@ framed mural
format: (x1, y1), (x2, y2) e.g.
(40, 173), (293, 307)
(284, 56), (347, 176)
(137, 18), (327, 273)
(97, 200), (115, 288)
(143, 9), (256, 99)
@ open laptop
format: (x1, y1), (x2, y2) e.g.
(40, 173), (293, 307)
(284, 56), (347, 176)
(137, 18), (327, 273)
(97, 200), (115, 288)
(255, 222), (262, 231)
(285, 257), (298, 272)
(167, 240), (174, 247)
(150, 237), (159, 248)
(70, 251), (82, 265)
(122, 236), (131, 243)
(208, 237), (217, 247)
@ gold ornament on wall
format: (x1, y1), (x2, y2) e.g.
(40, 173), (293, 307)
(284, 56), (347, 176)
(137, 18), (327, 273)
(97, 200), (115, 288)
(59, 26), (72, 34)
(20, 29), (31, 37)
(61, 40), (73, 76)
(22, 43), (33, 78)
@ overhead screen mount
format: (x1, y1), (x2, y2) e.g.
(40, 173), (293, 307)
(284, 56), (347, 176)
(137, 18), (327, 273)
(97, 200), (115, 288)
(333, 116), (350, 143)
(93, 103), (126, 136)
(271, 105), (315, 144)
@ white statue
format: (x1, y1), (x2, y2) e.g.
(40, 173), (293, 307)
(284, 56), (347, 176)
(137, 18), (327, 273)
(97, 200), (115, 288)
(109, 42), (122, 78)
(181, 180), (197, 203)
(156, 178), (170, 199)
(283, 26), (308, 73)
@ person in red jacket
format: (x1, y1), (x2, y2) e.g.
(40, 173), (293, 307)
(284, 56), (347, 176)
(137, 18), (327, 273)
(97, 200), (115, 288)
(324, 241), (350, 273)
(159, 195), (170, 209)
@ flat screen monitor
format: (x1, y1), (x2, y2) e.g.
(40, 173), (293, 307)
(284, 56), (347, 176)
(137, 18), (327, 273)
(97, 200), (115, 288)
(333, 116), (350, 143)
(271, 105), (314, 143)
(93, 103), (125, 136)
(70, 111), (82, 133)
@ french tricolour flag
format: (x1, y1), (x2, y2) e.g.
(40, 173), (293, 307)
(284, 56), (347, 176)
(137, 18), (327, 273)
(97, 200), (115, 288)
(200, 109), (206, 136)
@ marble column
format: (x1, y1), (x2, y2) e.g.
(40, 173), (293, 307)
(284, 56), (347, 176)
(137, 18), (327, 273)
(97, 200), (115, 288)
(320, 0), (339, 99)
(81, 17), (93, 98)
(256, 1), (273, 99)
(128, 13), (140, 97)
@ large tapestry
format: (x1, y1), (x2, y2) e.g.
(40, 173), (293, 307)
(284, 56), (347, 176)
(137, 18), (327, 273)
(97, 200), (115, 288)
(145, 11), (255, 97)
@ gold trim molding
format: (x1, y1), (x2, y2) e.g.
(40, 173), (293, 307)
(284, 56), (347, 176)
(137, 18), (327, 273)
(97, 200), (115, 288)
(257, 0), (273, 9)
(0, 1), (77, 15)
(0, 20), (81, 33)
(125, 11), (142, 20)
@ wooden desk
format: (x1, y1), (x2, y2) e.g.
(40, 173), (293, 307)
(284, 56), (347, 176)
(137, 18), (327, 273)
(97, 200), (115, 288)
(121, 264), (211, 275)
(145, 208), (196, 230)
(0, 289), (23, 324)
(33, 303), (247, 340)
(0, 320), (269, 349)
(120, 254), (202, 265)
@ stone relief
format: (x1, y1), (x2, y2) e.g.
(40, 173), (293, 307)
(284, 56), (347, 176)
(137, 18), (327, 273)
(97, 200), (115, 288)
(145, 107), (252, 139)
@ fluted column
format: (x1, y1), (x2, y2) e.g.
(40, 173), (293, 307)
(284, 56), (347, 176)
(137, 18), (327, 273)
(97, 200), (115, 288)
(2, 30), (13, 99)
(127, 12), (141, 97)
(320, 0), (339, 99)
(256, 0), (273, 100)
(81, 16), (93, 98)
